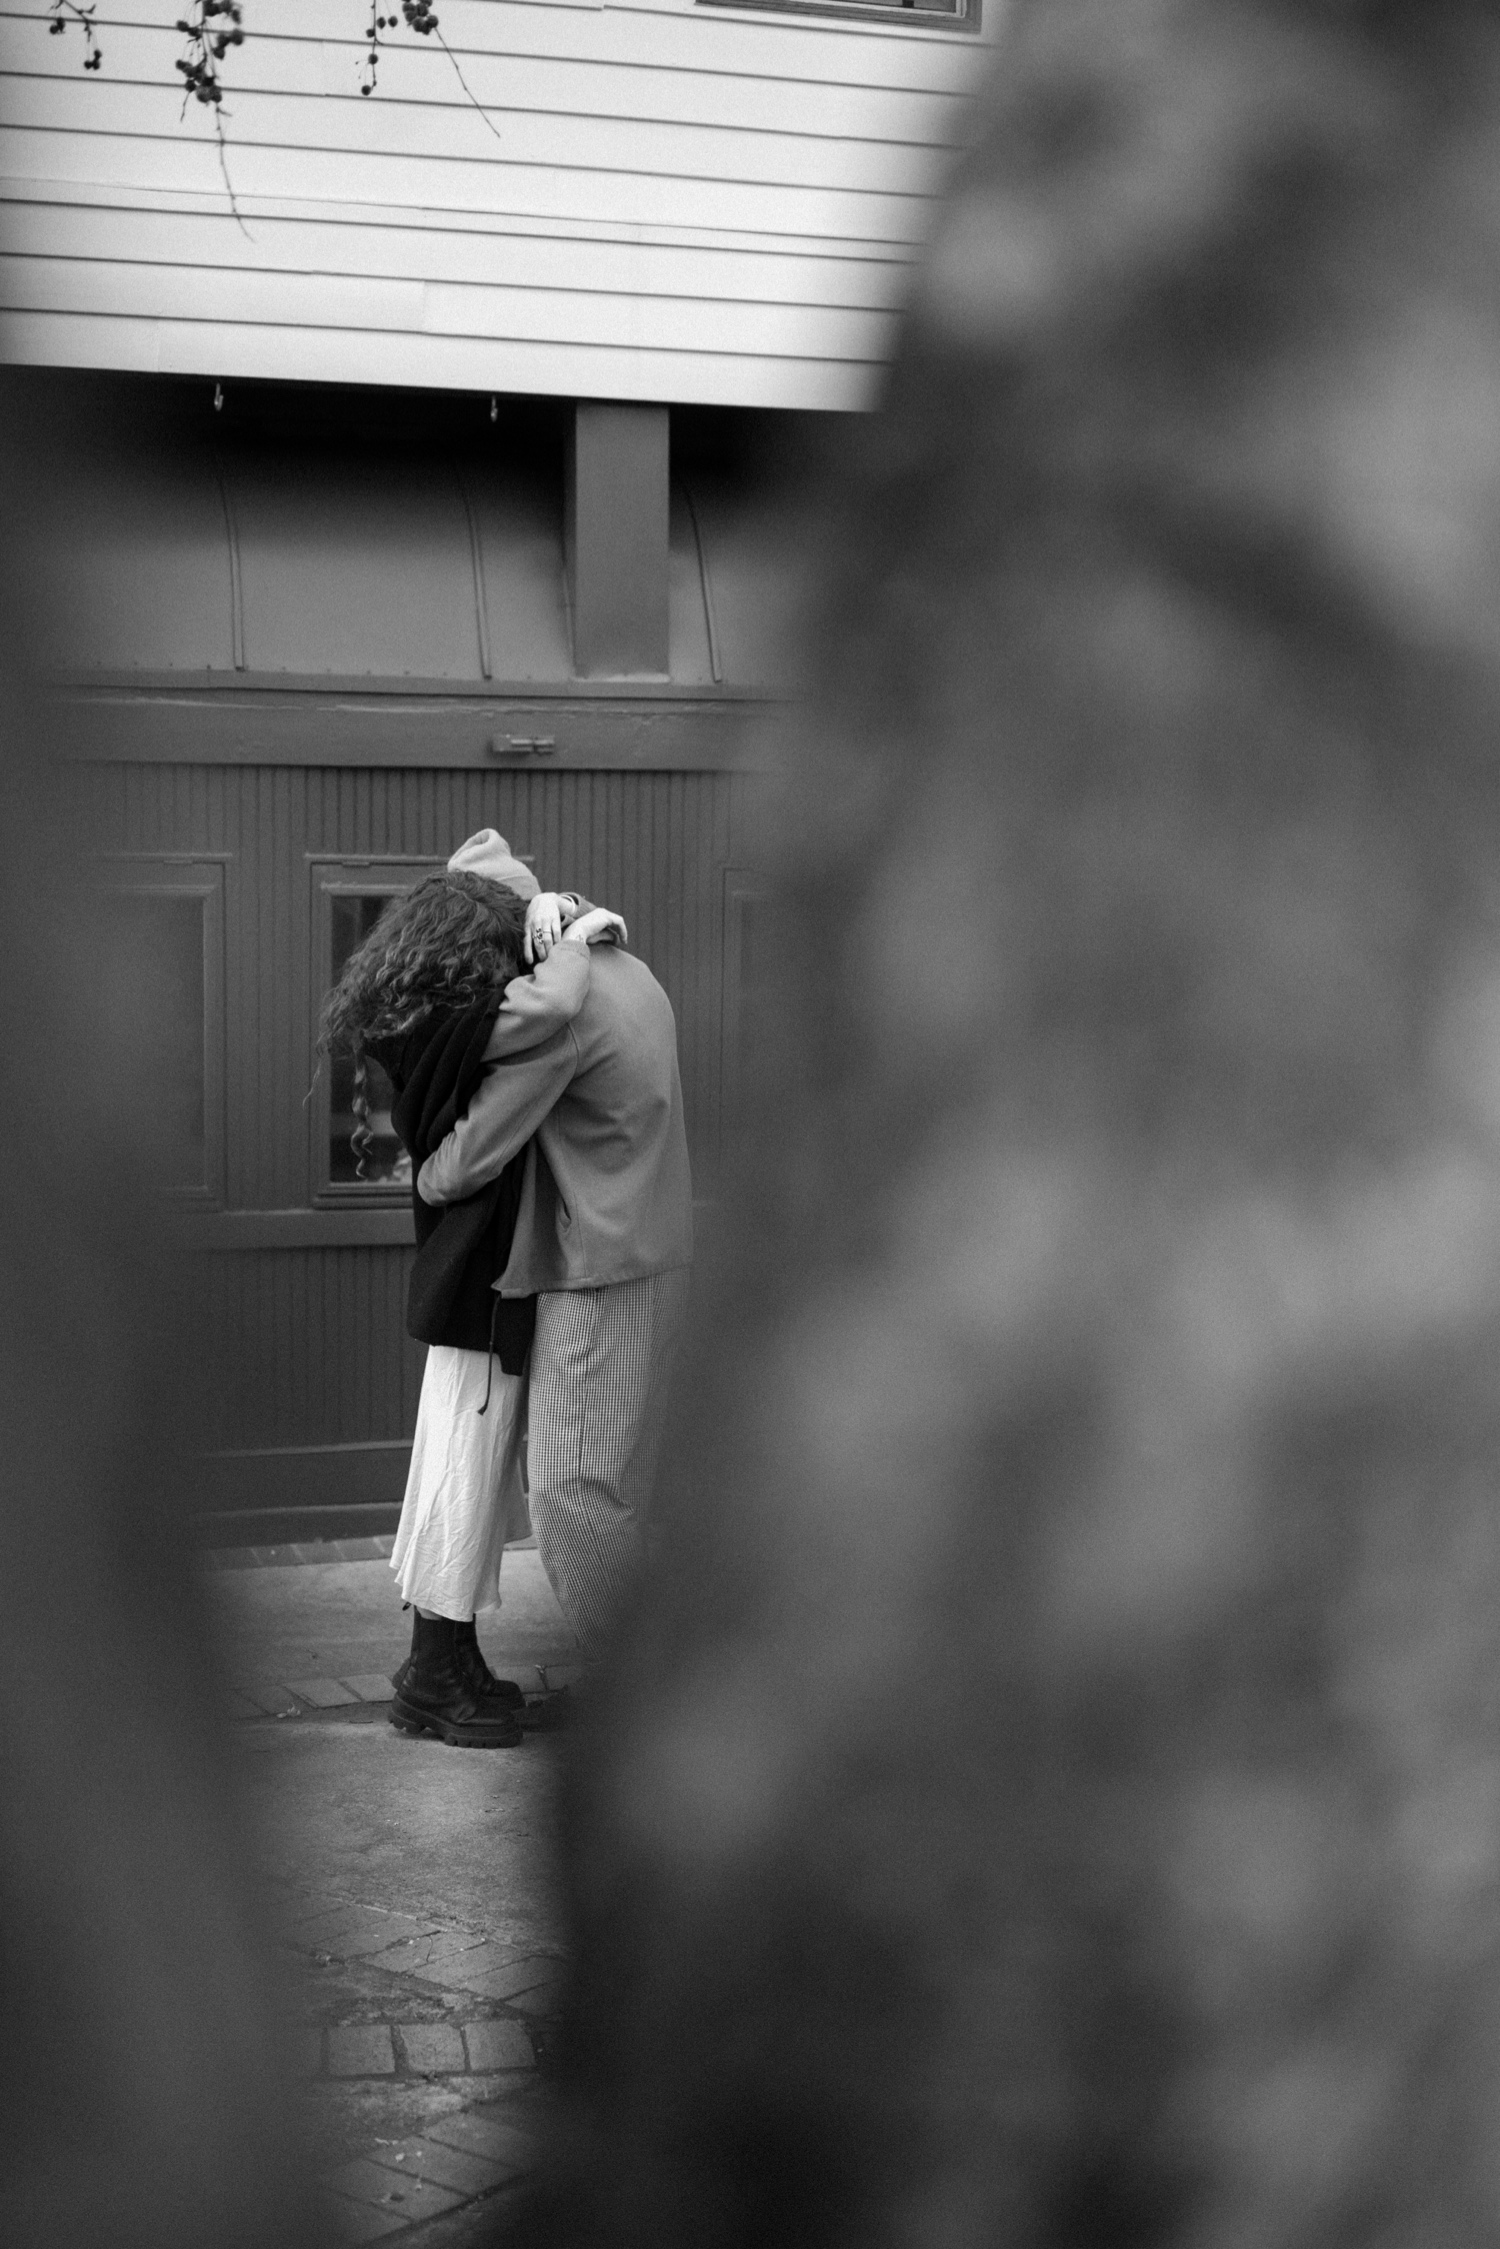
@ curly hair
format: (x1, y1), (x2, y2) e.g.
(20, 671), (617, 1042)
(319, 870), (529, 1178)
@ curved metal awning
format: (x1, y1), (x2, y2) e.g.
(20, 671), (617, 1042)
(38, 420), (794, 691)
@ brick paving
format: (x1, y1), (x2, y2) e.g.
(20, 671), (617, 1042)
(463, 2020), (535, 2072)
(395, 2023), (467, 2074)
(323, 2157), (467, 2225)
(216, 1545), (580, 2240)
(206, 1538), (582, 1723)
(275, 1877), (563, 2232)
(231, 1656), (582, 1725)
(204, 1534), (405, 1571)
(366, 2134), (517, 2197)
(231, 1656), (581, 1726)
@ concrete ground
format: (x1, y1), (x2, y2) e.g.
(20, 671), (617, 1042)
(202, 1541), (580, 2244)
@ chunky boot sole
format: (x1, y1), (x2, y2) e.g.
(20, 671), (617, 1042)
(390, 1658), (524, 1710)
(389, 1695), (522, 1749)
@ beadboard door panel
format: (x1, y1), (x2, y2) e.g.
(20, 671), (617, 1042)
(100, 758), (746, 1205)
(96, 752), (751, 1530)
(201, 1244), (426, 1451)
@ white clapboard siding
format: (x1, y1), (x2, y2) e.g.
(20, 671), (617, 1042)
(0, 75), (960, 200)
(3, 173), (913, 261)
(8, 12), (978, 132)
(21, 0), (992, 100)
(0, 0), (1000, 407)
(0, 124), (935, 241)
(0, 255), (899, 359)
(8, 198), (908, 308)
(11, 309), (871, 405)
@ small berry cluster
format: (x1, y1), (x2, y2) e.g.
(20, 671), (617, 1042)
(361, 0), (440, 93)
(360, 5), (392, 95)
(175, 1), (246, 108)
(47, 1), (102, 72)
(46, 0), (468, 131)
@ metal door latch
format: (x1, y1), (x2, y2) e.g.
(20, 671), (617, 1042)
(489, 734), (557, 757)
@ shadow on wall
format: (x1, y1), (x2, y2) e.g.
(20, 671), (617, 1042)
(518, 5), (1500, 2247)
(0, 433), (317, 2244)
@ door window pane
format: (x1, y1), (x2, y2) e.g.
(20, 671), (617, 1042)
(99, 890), (207, 1191)
(328, 893), (411, 1187)
(734, 891), (769, 1086)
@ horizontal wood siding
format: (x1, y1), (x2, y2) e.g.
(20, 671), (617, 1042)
(0, 0), (999, 407)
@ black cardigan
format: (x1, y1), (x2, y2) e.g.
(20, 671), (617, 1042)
(372, 1006), (536, 1375)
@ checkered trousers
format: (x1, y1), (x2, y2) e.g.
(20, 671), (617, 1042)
(526, 1267), (691, 1659)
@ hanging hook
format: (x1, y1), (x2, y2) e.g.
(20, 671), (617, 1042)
(213, 380), (225, 413)
(489, 394), (498, 424)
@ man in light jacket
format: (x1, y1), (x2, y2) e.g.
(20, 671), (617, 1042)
(419, 832), (693, 1660)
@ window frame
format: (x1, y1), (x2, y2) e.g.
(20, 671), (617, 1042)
(696, 0), (978, 28)
(97, 854), (228, 1207)
(309, 856), (450, 1207)
(720, 867), (771, 1145)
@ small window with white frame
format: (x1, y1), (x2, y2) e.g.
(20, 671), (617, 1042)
(699, 0), (975, 25)
(310, 858), (448, 1201)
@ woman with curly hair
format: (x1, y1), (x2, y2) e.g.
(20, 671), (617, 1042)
(322, 856), (623, 1748)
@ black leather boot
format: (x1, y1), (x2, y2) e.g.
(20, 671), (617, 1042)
(390, 1607), (416, 1697)
(391, 1614), (524, 1711)
(390, 1614), (523, 1748)
(453, 1619), (525, 1710)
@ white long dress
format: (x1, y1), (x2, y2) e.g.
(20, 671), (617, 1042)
(390, 1344), (530, 1616)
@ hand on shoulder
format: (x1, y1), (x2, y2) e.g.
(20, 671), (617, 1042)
(524, 891), (572, 963)
(563, 907), (628, 949)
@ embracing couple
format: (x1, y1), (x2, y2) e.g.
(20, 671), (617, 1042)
(321, 829), (692, 1748)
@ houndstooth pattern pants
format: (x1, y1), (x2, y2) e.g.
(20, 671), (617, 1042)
(526, 1268), (691, 1659)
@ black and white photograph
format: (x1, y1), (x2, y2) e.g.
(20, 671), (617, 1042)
(4, 3), (1499, 2245)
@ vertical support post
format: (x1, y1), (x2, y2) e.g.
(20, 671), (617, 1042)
(566, 401), (670, 677)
